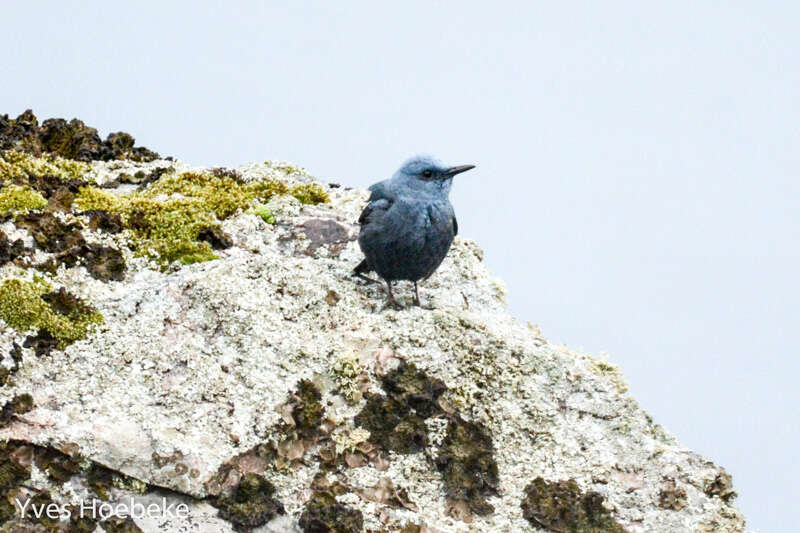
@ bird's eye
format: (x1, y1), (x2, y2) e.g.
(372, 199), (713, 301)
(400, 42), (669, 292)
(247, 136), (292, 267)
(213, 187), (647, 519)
(422, 170), (433, 178)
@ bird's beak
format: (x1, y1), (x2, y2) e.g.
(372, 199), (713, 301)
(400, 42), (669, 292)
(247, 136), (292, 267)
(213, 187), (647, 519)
(444, 164), (475, 177)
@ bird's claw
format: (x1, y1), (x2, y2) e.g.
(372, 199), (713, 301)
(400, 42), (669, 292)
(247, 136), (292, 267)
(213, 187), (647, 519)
(382, 297), (404, 311)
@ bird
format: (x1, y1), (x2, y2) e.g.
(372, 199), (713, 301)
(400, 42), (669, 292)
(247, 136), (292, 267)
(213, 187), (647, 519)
(354, 155), (475, 308)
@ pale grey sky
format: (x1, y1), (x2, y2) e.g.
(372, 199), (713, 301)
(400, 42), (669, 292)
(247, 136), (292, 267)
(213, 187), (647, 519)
(4, 2), (798, 531)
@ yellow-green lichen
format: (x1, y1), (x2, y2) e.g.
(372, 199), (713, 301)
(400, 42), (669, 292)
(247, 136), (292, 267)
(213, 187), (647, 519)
(0, 277), (103, 348)
(331, 353), (364, 403)
(0, 185), (47, 215)
(73, 170), (328, 267)
(0, 150), (89, 183)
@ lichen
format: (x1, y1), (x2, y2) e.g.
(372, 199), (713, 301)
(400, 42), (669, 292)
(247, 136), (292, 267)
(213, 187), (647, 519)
(86, 463), (147, 501)
(16, 212), (86, 253)
(521, 477), (626, 533)
(0, 109), (159, 162)
(287, 380), (325, 440)
(435, 416), (498, 516)
(355, 393), (429, 455)
(331, 353), (365, 403)
(211, 473), (284, 531)
(298, 490), (363, 533)
(0, 278), (103, 349)
(0, 441), (29, 523)
(705, 471), (737, 503)
(382, 361), (447, 418)
(0, 394), (34, 428)
(658, 479), (687, 510)
(354, 361), (447, 455)
(99, 516), (145, 532)
(0, 185), (47, 215)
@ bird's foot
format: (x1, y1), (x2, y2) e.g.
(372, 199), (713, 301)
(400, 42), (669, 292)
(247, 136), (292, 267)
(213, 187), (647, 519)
(382, 296), (404, 311)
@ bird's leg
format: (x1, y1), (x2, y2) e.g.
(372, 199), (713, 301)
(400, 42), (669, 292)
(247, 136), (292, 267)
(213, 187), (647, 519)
(413, 281), (421, 307)
(384, 280), (402, 310)
(355, 272), (380, 284)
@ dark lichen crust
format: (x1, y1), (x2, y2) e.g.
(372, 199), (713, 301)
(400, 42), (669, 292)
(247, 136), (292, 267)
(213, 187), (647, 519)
(0, 438), (153, 532)
(434, 416), (499, 516)
(298, 490), (364, 533)
(521, 477), (626, 533)
(210, 473), (285, 532)
(0, 109), (160, 162)
(353, 360), (499, 520)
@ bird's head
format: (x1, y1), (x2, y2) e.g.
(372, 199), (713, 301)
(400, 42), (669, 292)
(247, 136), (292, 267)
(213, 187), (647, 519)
(393, 155), (475, 196)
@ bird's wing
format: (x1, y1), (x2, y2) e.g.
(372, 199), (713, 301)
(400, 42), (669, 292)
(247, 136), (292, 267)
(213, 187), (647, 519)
(358, 185), (394, 225)
(453, 216), (458, 236)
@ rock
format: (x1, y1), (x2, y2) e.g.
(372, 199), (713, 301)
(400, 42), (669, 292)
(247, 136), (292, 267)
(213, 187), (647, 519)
(0, 153), (749, 533)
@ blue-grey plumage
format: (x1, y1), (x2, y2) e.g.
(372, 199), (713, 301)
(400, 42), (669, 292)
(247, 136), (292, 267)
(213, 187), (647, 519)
(355, 155), (475, 307)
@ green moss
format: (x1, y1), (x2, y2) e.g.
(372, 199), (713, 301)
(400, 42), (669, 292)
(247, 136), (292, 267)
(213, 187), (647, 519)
(0, 278), (103, 348)
(211, 473), (284, 531)
(298, 490), (363, 533)
(521, 477), (625, 533)
(0, 150), (89, 183)
(73, 170), (327, 268)
(289, 183), (330, 205)
(0, 185), (47, 215)
(245, 179), (289, 202)
(248, 204), (275, 224)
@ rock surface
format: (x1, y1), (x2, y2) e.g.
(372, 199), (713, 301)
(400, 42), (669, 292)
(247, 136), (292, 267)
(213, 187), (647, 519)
(0, 147), (748, 532)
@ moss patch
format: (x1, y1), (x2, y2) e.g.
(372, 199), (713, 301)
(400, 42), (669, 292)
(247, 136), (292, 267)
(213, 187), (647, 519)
(0, 149), (89, 183)
(211, 473), (284, 531)
(0, 185), (47, 216)
(74, 171), (328, 268)
(0, 278), (103, 349)
(521, 477), (625, 533)
(298, 490), (363, 533)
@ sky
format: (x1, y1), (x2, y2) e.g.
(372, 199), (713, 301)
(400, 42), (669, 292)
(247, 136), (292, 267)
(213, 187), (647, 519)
(3, 2), (798, 530)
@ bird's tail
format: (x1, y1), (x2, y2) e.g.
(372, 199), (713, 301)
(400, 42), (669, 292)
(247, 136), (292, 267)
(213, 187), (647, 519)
(353, 259), (370, 275)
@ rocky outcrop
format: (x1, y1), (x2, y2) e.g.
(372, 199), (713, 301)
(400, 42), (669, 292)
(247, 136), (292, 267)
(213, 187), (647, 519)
(0, 139), (748, 532)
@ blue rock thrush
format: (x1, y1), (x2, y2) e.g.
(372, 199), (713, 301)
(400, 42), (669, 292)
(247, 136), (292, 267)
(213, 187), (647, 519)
(354, 155), (475, 307)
